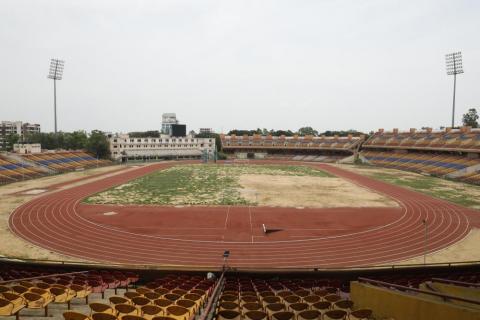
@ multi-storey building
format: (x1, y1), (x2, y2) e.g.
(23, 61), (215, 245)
(0, 121), (41, 150)
(109, 133), (216, 160)
(161, 113), (179, 135)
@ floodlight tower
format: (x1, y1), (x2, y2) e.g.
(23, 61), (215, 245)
(445, 52), (463, 128)
(47, 58), (65, 133)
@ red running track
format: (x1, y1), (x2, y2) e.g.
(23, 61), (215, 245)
(8, 161), (480, 269)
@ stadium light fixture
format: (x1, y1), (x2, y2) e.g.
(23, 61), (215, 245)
(47, 58), (65, 133)
(445, 52), (463, 128)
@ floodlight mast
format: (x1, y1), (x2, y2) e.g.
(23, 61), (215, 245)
(47, 59), (65, 133)
(445, 52), (464, 128)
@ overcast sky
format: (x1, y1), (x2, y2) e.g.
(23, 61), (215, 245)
(0, 0), (479, 134)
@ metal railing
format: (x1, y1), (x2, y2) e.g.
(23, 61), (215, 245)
(197, 271), (225, 320)
(431, 277), (480, 288)
(1, 256), (480, 273)
(358, 277), (480, 306)
(0, 270), (89, 285)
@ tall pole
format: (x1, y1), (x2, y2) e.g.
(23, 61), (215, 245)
(451, 55), (457, 129)
(48, 58), (65, 134)
(446, 52), (463, 128)
(54, 78), (57, 133)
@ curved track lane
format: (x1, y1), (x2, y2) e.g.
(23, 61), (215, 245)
(8, 161), (478, 269)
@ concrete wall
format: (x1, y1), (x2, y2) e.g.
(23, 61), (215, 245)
(350, 281), (480, 320)
(419, 282), (480, 310)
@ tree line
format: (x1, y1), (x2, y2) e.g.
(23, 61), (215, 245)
(2, 130), (110, 159)
(227, 127), (365, 137)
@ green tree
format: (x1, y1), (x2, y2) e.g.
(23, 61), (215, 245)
(297, 126), (319, 136)
(65, 131), (88, 150)
(86, 130), (110, 159)
(462, 108), (479, 128)
(4, 134), (20, 151)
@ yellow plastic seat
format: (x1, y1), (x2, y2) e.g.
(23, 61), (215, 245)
(216, 310), (241, 320)
(244, 310), (268, 320)
(50, 287), (76, 309)
(0, 296), (24, 320)
(91, 313), (117, 320)
(116, 303), (140, 317)
(110, 296), (131, 305)
(63, 311), (91, 320)
(265, 303), (286, 317)
(142, 305), (163, 320)
(348, 309), (372, 320)
(89, 302), (116, 315)
(297, 310), (321, 320)
(323, 309), (347, 320)
(271, 311), (295, 320)
(71, 284), (92, 304)
(165, 305), (190, 320)
(23, 292), (51, 316)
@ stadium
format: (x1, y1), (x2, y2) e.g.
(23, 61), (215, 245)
(1, 2), (480, 320)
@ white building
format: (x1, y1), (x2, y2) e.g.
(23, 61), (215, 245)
(1, 121), (41, 150)
(161, 113), (179, 135)
(13, 143), (42, 154)
(199, 128), (214, 134)
(109, 133), (216, 160)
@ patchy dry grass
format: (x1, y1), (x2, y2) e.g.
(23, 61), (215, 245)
(85, 164), (332, 206)
(341, 164), (480, 210)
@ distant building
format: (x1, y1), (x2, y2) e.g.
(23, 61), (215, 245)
(171, 124), (186, 137)
(109, 133), (215, 161)
(199, 128), (214, 134)
(161, 113), (179, 135)
(1, 121), (41, 150)
(13, 143), (42, 154)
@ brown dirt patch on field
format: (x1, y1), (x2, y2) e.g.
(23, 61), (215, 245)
(239, 174), (398, 208)
(394, 228), (480, 265)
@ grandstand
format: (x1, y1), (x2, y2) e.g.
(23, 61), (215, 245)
(220, 134), (364, 161)
(0, 154), (46, 184)
(2, 262), (480, 320)
(361, 127), (480, 185)
(0, 151), (112, 185)
(21, 151), (111, 173)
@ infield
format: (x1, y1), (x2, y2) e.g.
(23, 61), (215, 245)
(85, 164), (396, 208)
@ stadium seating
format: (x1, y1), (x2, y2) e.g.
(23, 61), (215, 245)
(364, 128), (480, 152)
(361, 150), (480, 177)
(0, 154), (45, 184)
(221, 134), (364, 152)
(21, 151), (111, 173)
(215, 277), (362, 320)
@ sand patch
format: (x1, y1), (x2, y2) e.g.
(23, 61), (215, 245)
(22, 189), (47, 195)
(238, 174), (397, 208)
(103, 211), (118, 216)
(0, 164), (131, 262)
(394, 228), (480, 265)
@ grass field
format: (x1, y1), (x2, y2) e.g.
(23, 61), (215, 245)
(85, 164), (332, 206)
(346, 164), (480, 209)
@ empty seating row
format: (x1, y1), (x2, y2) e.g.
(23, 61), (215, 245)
(361, 150), (480, 177)
(364, 128), (480, 151)
(215, 277), (370, 320)
(0, 155), (45, 183)
(58, 273), (217, 320)
(221, 135), (363, 152)
(0, 269), (139, 319)
(21, 151), (111, 172)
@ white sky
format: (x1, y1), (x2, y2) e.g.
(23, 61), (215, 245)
(0, 0), (479, 134)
